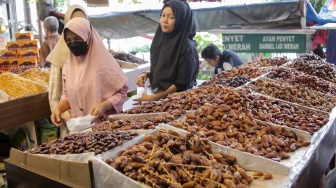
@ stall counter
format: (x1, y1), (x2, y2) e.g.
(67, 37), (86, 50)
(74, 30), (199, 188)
(0, 92), (51, 131)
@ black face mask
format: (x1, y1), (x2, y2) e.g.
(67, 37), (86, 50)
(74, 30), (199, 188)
(67, 41), (89, 56)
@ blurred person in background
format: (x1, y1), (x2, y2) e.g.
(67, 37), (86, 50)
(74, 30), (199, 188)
(201, 43), (246, 74)
(40, 16), (60, 68)
(311, 30), (327, 59)
(135, 0), (199, 101)
(47, 4), (89, 136)
(50, 17), (128, 127)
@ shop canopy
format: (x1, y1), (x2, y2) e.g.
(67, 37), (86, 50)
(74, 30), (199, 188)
(84, 0), (303, 39)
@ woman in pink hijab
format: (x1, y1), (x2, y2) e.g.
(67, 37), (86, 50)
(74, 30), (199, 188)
(50, 17), (128, 126)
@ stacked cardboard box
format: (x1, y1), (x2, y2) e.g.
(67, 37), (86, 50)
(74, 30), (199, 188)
(0, 32), (39, 71)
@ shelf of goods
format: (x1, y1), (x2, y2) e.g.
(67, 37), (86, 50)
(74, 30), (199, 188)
(112, 50), (151, 93)
(0, 69), (51, 131)
(4, 54), (336, 188)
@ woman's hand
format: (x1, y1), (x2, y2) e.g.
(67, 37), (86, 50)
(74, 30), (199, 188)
(50, 100), (70, 127)
(91, 100), (113, 120)
(51, 108), (65, 127)
(136, 72), (148, 87)
(134, 84), (177, 102)
(134, 92), (153, 102)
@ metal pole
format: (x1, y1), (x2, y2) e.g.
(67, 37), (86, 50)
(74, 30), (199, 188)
(6, 0), (17, 40)
(107, 38), (111, 50)
(23, 0), (32, 31)
(36, 2), (43, 64)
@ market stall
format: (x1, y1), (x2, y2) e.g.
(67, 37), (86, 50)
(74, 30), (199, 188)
(0, 91), (50, 131)
(2, 1), (336, 187)
(4, 54), (336, 188)
(0, 31), (51, 131)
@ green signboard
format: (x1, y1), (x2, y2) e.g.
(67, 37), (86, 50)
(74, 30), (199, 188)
(221, 34), (306, 53)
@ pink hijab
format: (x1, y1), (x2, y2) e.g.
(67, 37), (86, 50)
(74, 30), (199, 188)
(61, 17), (128, 117)
(46, 4), (89, 68)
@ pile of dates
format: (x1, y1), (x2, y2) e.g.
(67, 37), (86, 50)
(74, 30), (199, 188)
(288, 53), (336, 83)
(172, 103), (311, 161)
(28, 131), (138, 155)
(93, 113), (178, 131)
(247, 56), (289, 67)
(110, 50), (148, 65)
(208, 88), (329, 134)
(124, 86), (224, 114)
(105, 129), (254, 188)
(219, 66), (270, 79)
(267, 67), (336, 95)
(246, 78), (336, 112)
(201, 75), (250, 88)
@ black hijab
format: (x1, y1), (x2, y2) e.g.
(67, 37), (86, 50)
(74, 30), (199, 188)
(149, 0), (195, 92)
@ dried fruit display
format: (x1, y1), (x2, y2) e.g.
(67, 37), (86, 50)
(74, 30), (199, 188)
(288, 53), (336, 83)
(201, 75), (250, 88)
(208, 88), (329, 135)
(19, 68), (50, 86)
(0, 72), (47, 99)
(28, 131), (138, 155)
(267, 67), (336, 95)
(9, 65), (39, 74)
(247, 56), (289, 67)
(200, 56), (288, 88)
(124, 85), (227, 114)
(245, 78), (336, 112)
(105, 129), (253, 188)
(110, 50), (148, 65)
(172, 103), (310, 161)
(217, 66), (270, 80)
(93, 113), (179, 131)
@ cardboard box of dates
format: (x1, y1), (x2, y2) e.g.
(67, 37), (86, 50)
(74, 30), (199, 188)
(8, 148), (91, 188)
(89, 124), (310, 188)
(7, 130), (141, 188)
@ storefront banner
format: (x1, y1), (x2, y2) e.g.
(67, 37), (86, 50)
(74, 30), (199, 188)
(222, 34), (306, 53)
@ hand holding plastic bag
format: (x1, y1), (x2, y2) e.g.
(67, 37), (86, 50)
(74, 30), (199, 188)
(131, 86), (154, 100)
(66, 114), (96, 132)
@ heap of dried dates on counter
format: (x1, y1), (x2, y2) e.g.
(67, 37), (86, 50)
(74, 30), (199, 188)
(123, 85), (224, 114)
(219, 66), (271, 80)
(172, 103), (311, 161)
(246, 56), (289, 67)
(93, 113), (180, 131)
(105, 129), (263, 188)
(110, 50), (148, 65)
(201, 75), (250, 88)
(267, 67), (336, 95)
(207, 88), (329, 134)
(28, 131), (138, 155)
(288, 53), (336, 84)
(245, 78), (336, 112)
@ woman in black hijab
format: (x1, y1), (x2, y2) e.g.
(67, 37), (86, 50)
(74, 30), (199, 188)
(136, 0), (199, 101)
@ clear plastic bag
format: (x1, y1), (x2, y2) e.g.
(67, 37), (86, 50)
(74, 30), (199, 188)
(66, 114), (96, 133)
